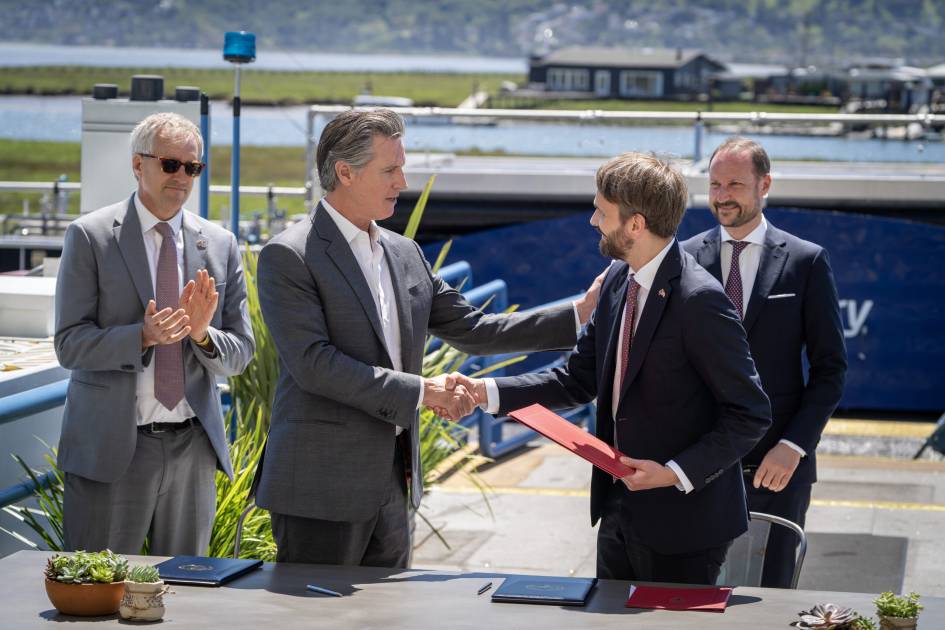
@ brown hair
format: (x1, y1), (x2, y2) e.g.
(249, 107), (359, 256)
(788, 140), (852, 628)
(316, 109), (405, 192)
(595, 152), (687, 238)
(708, 136), (770, 178)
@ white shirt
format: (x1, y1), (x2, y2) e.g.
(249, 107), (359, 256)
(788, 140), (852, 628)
(134, 194), (196, 426)
(321, 200), (421, 428)
(720, 216), (806, 458)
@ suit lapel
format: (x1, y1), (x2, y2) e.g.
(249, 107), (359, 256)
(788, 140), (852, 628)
(379, 237), (413, 371)
(113, 196), (153, 310)
(695, 226), (723, 285)
(314, 204), (388, 356)
(743, 223), (788, 333)
(181, 211), (208, 287)
(619, 242), (681, 402)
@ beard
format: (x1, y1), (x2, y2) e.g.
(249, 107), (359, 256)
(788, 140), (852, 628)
(598, 225), (634, 260)
(711, 197), (763, 229)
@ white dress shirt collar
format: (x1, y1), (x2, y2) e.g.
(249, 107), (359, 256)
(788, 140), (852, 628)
(627, 237), (676, 290)
(720, 215), (767, 246)
(134, 193), (184, 237)
(320, 197), (383, 247)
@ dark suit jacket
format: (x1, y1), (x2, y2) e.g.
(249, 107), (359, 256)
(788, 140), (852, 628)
(494, 242), (771, 554)
(682, 222), (847, 486)
(254, 203), (578, 523)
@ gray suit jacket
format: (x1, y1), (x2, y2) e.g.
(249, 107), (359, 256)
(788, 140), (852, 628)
(54, 195), (255, 482)
(254, 203), (578, 522)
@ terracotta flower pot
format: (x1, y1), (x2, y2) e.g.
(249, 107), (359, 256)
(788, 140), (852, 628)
(44, 578), (125, 616)
(879, 616), (918, 630)
(120, 580), (169, 621)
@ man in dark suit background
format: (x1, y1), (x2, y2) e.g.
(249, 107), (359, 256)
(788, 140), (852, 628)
(254, 109), (602, 567)
(451, 152), (771, 584)
(682, 137), (847, 588)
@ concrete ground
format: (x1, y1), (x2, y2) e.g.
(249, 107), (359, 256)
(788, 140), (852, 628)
(413, 417), (945, 596)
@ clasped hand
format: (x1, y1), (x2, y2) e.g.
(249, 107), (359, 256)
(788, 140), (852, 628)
(421, 372), (489, 421)
(141, 269), (219, 349)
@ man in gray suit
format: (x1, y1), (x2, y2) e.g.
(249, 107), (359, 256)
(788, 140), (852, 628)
(255, 109), (600, 566)
(55, 112), (255, 556)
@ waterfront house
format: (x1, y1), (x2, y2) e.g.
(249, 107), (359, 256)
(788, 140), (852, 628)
(527, 46), (725, 99)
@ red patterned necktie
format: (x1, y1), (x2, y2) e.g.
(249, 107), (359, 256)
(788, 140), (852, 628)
(619, 275), (641, 385)
(153, 222), (184, 410)
(725, 240), (749, 319)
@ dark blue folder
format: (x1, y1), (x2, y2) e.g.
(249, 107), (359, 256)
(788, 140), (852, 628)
(491, 575), (597, 606)
(154, 556), (263, 586)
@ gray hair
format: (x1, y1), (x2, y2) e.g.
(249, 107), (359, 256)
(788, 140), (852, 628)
(130, 112), (203, 158)
(316, 109), (405, 192)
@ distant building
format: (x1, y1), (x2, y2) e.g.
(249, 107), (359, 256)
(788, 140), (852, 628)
(844, 60), (932, 112)
(527, 46), (725, 99)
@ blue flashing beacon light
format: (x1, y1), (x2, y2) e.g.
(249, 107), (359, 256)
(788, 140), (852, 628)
(223, 31), (256, 238)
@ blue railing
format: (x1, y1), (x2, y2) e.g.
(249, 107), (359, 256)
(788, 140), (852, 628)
(0, 380), (67, 508)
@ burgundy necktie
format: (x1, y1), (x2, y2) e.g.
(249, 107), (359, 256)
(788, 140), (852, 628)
(154, 222), (184, 410)
(725, 241), (749, 319)
(619, 275), (641, 385)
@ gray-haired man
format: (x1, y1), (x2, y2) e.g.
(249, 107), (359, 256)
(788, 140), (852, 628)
(253, 109), (603, 566)
(55, 112), (255, 555)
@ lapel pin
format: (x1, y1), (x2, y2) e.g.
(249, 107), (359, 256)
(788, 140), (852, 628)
(196, 239), (208, 250)
(658, 289), (666, 298)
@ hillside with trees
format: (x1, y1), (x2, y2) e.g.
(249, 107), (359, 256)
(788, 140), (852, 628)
(2, 0), (944, 66)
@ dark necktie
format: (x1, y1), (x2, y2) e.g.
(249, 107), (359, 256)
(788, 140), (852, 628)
(619, 275), (642, 386)
(725, 241), (749, 319)
(154, 222), (185, 410)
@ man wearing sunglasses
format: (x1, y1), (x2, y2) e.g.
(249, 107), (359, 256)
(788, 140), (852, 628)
(54, 112), (255, 556)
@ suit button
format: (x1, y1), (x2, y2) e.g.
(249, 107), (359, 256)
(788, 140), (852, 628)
(121, 364), (134, 371)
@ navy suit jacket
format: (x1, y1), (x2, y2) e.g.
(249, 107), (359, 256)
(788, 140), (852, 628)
(495, 241), (771, 554)
(681, 222), (847, 486)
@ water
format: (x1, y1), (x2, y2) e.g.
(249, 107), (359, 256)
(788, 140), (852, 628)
(0, 43), (525, 74)
(0, 95), (941, 164)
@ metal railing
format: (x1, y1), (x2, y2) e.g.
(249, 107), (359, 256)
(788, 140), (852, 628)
(0, 380), (68, 509)
(304, 104), (945, 200)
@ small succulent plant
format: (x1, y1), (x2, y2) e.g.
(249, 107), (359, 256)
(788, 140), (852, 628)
(127, 564), (162, 583)
(44, 550), (128, 584)
(874, 591), (922, 619)
(791, 603), (860, 629)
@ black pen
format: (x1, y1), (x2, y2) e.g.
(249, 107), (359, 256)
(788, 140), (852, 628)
(307, 584), (343, 597)
(477, 581), (493, 595)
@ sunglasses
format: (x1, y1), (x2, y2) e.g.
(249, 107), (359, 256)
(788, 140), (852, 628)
(138, 153), (205, 177)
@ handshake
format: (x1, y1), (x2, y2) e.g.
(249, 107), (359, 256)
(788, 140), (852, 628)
(421, 373), (488, 421)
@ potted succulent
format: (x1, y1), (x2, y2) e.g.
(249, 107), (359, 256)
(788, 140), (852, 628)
(874, 592), (922, 630)
(121, 564), (169, 621)
(44, 550), (128, 616)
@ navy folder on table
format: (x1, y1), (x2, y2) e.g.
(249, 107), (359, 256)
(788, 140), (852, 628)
(491, 575), (597, 606)
(154, 556), (263, 586)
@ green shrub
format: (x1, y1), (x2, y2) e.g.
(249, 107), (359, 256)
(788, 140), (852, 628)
(874, 592), (922, 619)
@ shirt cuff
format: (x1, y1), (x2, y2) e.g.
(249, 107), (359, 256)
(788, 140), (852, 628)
(483, 378), (500, 415)
(666, 460), (694, 494)
(779, 439), (807, 457)
(415, 376), (425, 410)
(571, 301), (582, 334)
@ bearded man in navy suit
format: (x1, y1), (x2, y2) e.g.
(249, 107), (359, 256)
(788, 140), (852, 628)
(682, 137), (847, 588)
(451, 152), (771, 584)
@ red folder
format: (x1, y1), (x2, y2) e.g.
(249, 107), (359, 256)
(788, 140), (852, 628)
(508, 404), (633, 479)
(625, 584), (732, 612)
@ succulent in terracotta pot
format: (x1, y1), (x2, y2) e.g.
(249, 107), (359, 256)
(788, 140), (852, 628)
(43, 550), (128, 616)
(874, 592), (922, 630)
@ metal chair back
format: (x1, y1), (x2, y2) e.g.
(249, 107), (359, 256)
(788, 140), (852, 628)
(717, 511), (807, 589)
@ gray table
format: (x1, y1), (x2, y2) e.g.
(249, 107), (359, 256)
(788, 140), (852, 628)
(3, 551), (941, 628)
